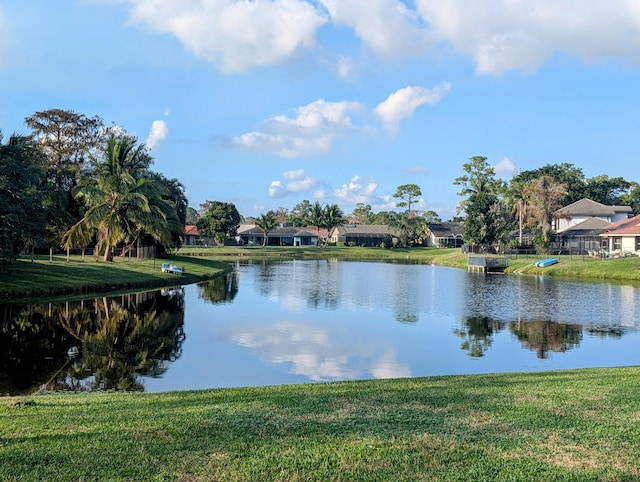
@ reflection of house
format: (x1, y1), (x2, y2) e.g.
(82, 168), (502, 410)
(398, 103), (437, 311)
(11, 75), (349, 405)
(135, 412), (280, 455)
(239, 226), (319, 246)
(553, 199), (633, 254)
(329, 224), (398, 247)
(426, 222), (464, 248)
(599, 213), (640, 256)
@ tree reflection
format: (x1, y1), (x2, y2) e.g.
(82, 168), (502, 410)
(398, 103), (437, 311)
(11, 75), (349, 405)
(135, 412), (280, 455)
(197, 272), (239, 304)
(453, 316), (506, 357)
(510, 320), (582, 359)
(0, 289), (186, 394)
(0, 304), (76, 395)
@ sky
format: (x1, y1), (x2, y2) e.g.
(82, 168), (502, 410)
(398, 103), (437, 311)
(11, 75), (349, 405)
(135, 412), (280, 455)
(1, 1), (640, 220)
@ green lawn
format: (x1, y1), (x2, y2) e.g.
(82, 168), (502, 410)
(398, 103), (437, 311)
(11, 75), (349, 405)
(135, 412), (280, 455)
(2, 367), (639, 481)
(0, 254), (230, 301)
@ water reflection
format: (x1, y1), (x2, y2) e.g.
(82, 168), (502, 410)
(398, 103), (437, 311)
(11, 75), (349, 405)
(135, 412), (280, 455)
(2, 261), (640, 394)
(510, 319), (582, 359)
(0, 289), (185, 394)
(198, 272), (239, 304)
(454, 316), (507, 358)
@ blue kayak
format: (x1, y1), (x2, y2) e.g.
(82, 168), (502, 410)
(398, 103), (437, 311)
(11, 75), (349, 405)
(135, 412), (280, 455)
(535, 258), (559, 267)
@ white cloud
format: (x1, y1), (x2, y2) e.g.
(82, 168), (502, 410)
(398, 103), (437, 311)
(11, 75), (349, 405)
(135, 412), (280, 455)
(374, 83), (451, 132)
(415, 0), (640, 75)
(320, 0), (435, 60)
(145, 119), (169, 150)
(269, 170), (319, 198)
(229, 99), (365, 158)
(494, 156), (517, 176)
(122, 0), (327, 73)
(334, 175), (379, 206)
(116, 1), (640, 76)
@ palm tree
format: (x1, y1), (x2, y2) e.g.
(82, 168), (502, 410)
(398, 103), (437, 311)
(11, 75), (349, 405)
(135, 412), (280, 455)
(62, 136), (178, 261)
(309, 201), (325, 241)
(254, 211), (277, 247)
(322, 204), (346, 248)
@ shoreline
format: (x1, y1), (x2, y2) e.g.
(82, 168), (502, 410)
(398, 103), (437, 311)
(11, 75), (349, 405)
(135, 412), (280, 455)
(2, 247), (640, 302)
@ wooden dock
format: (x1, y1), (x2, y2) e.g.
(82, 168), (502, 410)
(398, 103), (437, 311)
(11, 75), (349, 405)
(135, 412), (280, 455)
(467, 255), (508, 273)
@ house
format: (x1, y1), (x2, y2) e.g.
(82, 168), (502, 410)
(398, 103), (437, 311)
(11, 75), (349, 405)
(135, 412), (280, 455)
(426, 222), (464, 248)
(555, 217), (611, 254)
(553, 199), (632, 232)
(239, 226), (319, 246)
(599, 214), (640, 257)
(184, 225), (199, 246)
(329, 224), (398, 247)
(551, 199), (633, 254)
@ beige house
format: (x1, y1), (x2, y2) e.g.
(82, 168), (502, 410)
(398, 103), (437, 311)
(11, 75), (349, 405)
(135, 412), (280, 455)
(599, 214), (640, 257)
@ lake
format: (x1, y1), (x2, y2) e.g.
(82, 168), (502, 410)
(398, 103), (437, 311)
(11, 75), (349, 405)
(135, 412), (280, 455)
(1, 259), (639, 395)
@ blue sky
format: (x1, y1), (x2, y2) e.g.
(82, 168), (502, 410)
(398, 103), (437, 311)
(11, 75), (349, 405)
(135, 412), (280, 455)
(1, 1), (640, 220)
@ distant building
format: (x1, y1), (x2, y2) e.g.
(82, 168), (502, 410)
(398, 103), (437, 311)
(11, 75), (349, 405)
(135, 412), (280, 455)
(329, 225), (398, 247)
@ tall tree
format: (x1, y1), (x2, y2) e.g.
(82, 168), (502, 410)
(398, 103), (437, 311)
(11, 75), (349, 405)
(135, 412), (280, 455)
(350, 203), (373, 224)
(309, 201), (325, 237)
(63, 136), (178, 260)
(288, 200), (313, 227)
(0, 131), (47, 262)
(196, 201), (240, 246)
(453, 156), (506, 247)
(523, 175), (566, 249)
(393, 184), (422, 216)
(25, 109), (106, 191)
(511, 163), (585, 205)
(322, 203), (346, 247)
(254, 211), (277, 247)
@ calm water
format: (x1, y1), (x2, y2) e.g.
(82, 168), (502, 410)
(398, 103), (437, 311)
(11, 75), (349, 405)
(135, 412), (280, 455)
(2, 260), (639, 395)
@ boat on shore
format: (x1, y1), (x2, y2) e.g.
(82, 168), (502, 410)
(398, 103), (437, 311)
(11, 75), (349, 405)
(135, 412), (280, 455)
(535, 258), (559, 268)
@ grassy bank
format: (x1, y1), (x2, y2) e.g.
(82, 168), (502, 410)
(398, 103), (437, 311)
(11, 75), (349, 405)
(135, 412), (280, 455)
(2, 367), (639, 481)
(0, 255), (230, 301)
(1, 247), (639, 300)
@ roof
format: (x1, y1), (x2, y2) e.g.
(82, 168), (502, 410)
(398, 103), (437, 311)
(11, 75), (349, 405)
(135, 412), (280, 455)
(600, 214), (640, 236)
(184, 225), (198, 236)
(558, 217), (610, 236)
(332, 224), (396, 236)
(241, 226), (318, 237)
(554, 198), (632, 217)
(428, 222), (464, 238)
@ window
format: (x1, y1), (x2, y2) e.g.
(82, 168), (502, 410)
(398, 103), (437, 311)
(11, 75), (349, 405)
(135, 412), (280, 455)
(601, 238), (608, 249)
(636, 237), (640, 251)
(613, 237), (622, 250)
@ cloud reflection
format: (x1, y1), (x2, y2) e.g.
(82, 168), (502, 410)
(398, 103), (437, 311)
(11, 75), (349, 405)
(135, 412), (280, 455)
(226, 321), (410, 382)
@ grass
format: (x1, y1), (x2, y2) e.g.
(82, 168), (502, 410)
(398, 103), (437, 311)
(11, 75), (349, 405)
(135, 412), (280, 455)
(2, 367), (640, 481)
(0, 254), (230, 301)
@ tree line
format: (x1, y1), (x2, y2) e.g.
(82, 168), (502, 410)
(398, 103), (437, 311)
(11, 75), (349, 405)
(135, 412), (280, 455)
(2, 108), (639, 261)
(1, 109), (187, 263)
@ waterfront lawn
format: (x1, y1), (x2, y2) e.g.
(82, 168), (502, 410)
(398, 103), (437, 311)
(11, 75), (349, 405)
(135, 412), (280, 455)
(2, 367), (639, 481)
(0, 255), (229, 300)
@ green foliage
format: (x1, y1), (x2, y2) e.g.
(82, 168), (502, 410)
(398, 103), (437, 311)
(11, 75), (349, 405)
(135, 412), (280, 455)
(254, 211), (277, 246)
(196, 200), (241, 246)
(454, 156), (508, 246)
(393, 183), (422, 213)
(0, 131), (47, 262)
(63, 136), (180, 260)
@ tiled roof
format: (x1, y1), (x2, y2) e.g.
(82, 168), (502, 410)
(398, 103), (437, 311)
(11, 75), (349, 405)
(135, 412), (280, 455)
(333, 224), (396, 235)
(184, 225), (198, 236)
(428, 222), (464, 237)
(601, 214), (640, 235)
(558, 217), (610, 236)
(555, 198), (632, 217)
